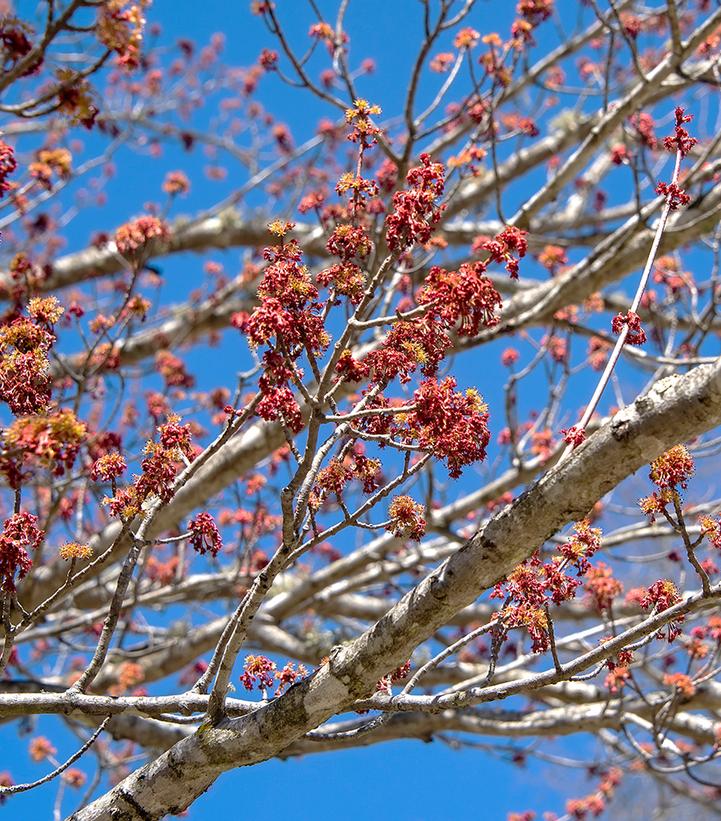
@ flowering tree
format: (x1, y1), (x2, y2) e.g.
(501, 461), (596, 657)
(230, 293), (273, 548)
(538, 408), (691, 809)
(2, 0), (721, 818)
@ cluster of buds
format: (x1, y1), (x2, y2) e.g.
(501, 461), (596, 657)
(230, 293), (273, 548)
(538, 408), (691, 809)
(611, 310), (646, 346)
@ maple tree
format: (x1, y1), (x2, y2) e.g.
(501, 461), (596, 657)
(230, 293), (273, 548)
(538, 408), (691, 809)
(2, 1), (721, 818)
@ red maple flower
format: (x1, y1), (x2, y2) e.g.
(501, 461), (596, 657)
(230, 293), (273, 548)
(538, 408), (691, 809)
(386, 153), (445, 252)
(662, 107), (697, 157)
(405, 377), (490, 478)
(387, 495), (426, 541)
(611, 310), (646, 345)
(188, 512), (223, 557)
(0, 511), (44, 590)
(420, 262), (502, 335)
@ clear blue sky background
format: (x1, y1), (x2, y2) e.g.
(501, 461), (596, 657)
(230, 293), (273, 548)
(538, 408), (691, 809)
(2, 0), (694, 817)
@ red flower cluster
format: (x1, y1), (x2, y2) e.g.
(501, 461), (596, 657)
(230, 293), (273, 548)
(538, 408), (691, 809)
(655, 180), (690, 210)
(240, 654), (276, 691)
(0, 317), (54, 415)
(386, 153), (445, 252)
(699, 515), (721, 550)
(134, 443), (179, 504)
(517, 0), (553, 25)
(96, 0), (149, 70)
(254, 351), (305, 433)
(404, 378), (490, 478)
(146, 554), (180, 585)
(631, 112), (656, 149)
(365, 317), (451, 385)
(5, 409), (87, 476)
(245, 232), (328, 428)
(115, 215), (168, 256)
(0, 511), (44, 590)
(29, 148), (72, 189)
(344, 98), (382, 147)
(419, 261), (502, 336)
(335, 349), (369, 383)
(28, 735), (56, 762)
(663, 106), (697, 157)
(640, 579), (683, 641)
(611, 310), (646, 345)
(558, 519), (601, 575)
(376, 660), (412, 694)
(91, 452), (127, 483)
(610, 143), (630, 165)
(257, 384), (304, 433)
(105, 419), (194, 519)
(155, 350), (195, 388)
(561, 425), (586, 449)
(162, 170), (190, 196)
(493, 554), (578, 653)
(649, 444), (694, 489)
(188, 512), (223, 557)
(584, 562), (623, 611)
(319, 223), (371, 303)
(0, 139), (17, 198)
(326, 224), (371, 261)
(387, 495), (426, 541)
(317, 458), (353, 496)
(258, 48), (278, 70)
(494, 521), (607, 653)
(158, 416), (194, 457)
(663, 671), (695, 697)
(476, 225), (528, 279)
(501, 348), (519, 367)
(273, 661), (308, 696)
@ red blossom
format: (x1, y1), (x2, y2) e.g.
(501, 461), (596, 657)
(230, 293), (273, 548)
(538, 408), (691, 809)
(274, 661), (308, 696)
(640, 579), (683, 641)
(655, 180), (690, 210)
(663, 107), (698, 157)
(0, 317), (54, 415)
(649, 445), (694, 489)
(385, 153), (445, 252)
(317, 458), (353, 496)
(256, 385), (303, 432)
(478, 225), (528, 279)
(365, 317), (451, 385)
(387, 495), (426, 541)
(115, 216), (169, 256)
(419, 261), (502, 336)
(240, 654), (276, 691)
(188, 512), (223, 557)
(0, 511), (44, 590)
(155, 350), (195, 388)
(258, 48), (278, 70)
(501, 348), (519, 367)
(335, 349), (370, 383)
(558, 519), (601, 574)
(517, 0), (553, 25)
(404, 377), (490, 478)
(631, 112), (656, 149)
(561, 426), (586, 449)
(611, 310), (646, 345)
(664, 671), (696, 697)
(0, 139), (17, 198)
(584, 562), (623, 611)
